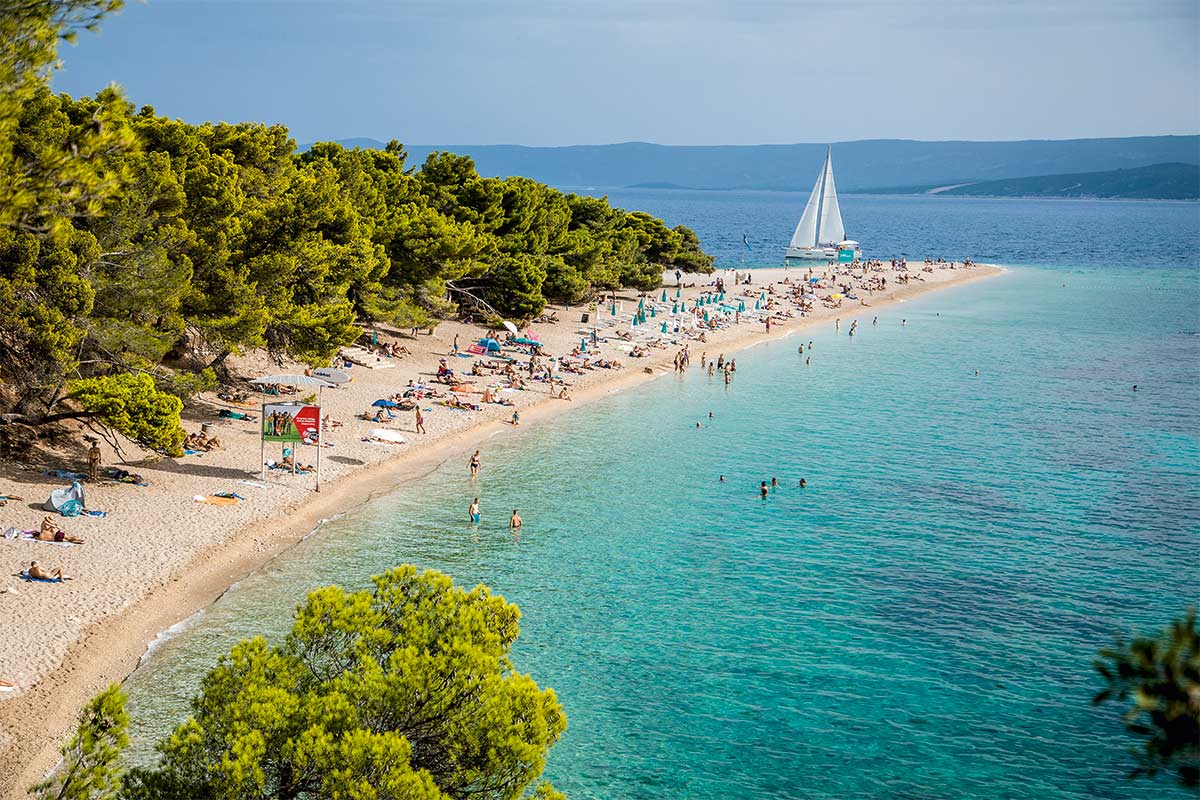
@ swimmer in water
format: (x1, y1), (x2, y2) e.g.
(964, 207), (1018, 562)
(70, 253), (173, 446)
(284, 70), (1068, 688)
(799, 478), (807, 488)
(509, 509), (523, 530)
(902, 319), (906, 326)
(770, 477), (779, 488)
(719, 475), (727, 482)
(696, 421), (702, 428)
(760, 481), (769, 498)
(469, 497), (480, 525)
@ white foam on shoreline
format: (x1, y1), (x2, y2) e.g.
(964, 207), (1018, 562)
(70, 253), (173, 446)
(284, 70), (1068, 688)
(138, 610), (206, 667)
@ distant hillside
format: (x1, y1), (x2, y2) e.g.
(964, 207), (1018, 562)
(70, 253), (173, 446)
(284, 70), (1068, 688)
(936, 162), (1199, 200)
(301, 136), (1200, 194)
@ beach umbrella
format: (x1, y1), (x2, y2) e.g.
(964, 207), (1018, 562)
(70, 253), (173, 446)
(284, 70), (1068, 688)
(251, 374), (334, 389)
(675, 287), (681, 298)
(754, 300), (761, 310)
(703, 310), (710, 322)
(632, 315), (639, 327)
(610, 304), (617, 316)
(660, 290), (667, 302)
(639, 311), (646, 324)
(311, 367), (350, 385)
(661, 321), (668, 333)
(502, 320), (519, 335)
(672, 302), (678, 313)
(372, 399), (398, 408)
(650, 306), (656, 317)
(638, 297), (645, 309)
(738, 301), (746, 312)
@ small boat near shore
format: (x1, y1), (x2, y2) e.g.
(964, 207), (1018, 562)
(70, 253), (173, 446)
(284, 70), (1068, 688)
(784, 148), (861, 265)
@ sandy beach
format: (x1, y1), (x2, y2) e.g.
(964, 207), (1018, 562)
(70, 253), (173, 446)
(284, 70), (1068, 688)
(0, 260), (1001, 795)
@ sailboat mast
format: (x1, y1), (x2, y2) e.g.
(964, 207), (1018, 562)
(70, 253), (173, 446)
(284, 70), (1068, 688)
(812, 150), (829, 247)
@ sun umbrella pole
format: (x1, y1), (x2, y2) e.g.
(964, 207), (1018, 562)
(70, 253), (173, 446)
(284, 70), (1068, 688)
(260, 389), (266, 481)
(315, 390), (322, 492)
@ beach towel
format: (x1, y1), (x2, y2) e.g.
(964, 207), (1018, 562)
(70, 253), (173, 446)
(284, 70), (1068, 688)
(212, 492), (245, 500)
(466, 344), (487, 355)
(19, 571), (62, 583)
(101, 467), (149, 486)
(44, 469), (87, 481)
(236, 480), (269, 490)
(193, 494), (240, 506)
(218, 409), (256, 421)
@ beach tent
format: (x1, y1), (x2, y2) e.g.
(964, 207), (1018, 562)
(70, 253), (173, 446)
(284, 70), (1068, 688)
(477, 338), (501, 352)
(311, 367), (351, 385)
(45, 481), (86, 516)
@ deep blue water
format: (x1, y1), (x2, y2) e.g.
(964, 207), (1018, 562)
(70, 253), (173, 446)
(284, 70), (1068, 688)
(122, 194), (1199, 799)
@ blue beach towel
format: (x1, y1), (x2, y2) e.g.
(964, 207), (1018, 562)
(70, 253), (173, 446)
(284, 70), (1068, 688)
(19, 571), (62, 583)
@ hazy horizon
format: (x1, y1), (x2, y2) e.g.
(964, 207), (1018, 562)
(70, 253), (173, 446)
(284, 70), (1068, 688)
(52, 0), (1200, 147)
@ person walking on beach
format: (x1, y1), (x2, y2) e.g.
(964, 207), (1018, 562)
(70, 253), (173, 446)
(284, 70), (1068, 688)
(511, 410), (520, 426)
(510, 509), (523, 530)
(469, 450), (480, 477)
(86, 440), (101, 481)
(452, 334), (460, 355)
(469, 497), (481, 526)
(415, 407), (426, 434)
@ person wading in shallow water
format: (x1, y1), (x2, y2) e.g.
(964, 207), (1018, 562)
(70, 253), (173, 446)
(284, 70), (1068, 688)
(760, 481), (769, 499)
(509, 509), (523, 530)
(469, 450), (481, 477)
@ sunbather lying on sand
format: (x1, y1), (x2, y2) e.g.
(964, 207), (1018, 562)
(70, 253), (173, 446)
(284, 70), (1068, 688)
(38, 517), (85, 544)
(184, 432), (223, 451)
(27, 560), (71, 581)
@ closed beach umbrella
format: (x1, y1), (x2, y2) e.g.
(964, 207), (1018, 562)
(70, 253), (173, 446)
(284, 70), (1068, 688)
(738, 301), (746, 312)
(754, 300), (761, 310)
(661, 290), (667, 302)
(703, 310), (710, 322)
(672, 302), (678, 313)
(650, 306), (656, 317)
(675, 287), (681, 298)
(639, 311), (646, 324)
(661, 321), (668, 333)
(611, 303), (617, 316)
(638, 297), (644, 309)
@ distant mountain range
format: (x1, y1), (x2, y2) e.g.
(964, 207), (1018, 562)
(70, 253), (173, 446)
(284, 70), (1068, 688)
(301, 136), (1200, 198)
(916, 162), (1199, 200)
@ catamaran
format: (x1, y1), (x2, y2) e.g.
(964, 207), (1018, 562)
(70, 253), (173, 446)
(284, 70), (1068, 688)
(784, 148), (861, 265)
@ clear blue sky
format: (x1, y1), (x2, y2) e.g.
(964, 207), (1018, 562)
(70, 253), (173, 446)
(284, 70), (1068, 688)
(53, 0), (1200, 146)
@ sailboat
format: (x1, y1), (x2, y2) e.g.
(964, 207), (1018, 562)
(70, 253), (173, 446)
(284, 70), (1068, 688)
(784, 148), (861, 265)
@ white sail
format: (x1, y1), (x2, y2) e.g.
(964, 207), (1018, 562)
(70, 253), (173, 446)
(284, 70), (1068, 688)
(817, 149), (845, 244)
(789, 152), (826, 249)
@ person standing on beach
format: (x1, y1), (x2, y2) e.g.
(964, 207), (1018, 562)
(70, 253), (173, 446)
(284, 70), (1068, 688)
(510, 509), (523, 530)
(86, 440), (101, 481)
(453, 334), (460, 355)
(469, 450), (480, 477)
(469, 498), (480, 526)
(511, 410), (520, 426)
(415, 407), (426, 434)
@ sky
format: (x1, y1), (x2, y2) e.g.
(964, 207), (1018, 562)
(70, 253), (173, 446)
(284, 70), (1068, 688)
(52, 0), (1200, 147)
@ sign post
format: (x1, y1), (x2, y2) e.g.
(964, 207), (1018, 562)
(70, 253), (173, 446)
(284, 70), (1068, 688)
(262, 401), (322, 490)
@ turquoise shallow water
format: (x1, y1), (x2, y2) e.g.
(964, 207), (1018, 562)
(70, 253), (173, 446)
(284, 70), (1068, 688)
(123, 259), (1200, 798)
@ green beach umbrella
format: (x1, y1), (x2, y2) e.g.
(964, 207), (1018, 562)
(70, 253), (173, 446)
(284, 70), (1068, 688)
(610, 303), (617, 316)
(661, 321), (668, 333)
(754, 300), (761, 310)
(672, 302), (678, 313)
(638, 297), (644, 309)
(675, 287), (681, 298)
(703, 310), (710, 322)
(738, 301), (746, 312)
(661, 290), (668, 302)
(650, 306), (656, 318)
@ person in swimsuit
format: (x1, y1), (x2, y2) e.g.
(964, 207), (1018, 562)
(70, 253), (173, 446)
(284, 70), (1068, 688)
(469, 450), (480, 477)
(760, 481), (769, 498)
(28, 561), (70, 581)
(469, 498), (480, 525)
(509, 509), (523, 530)
(799, 478), (807, 488)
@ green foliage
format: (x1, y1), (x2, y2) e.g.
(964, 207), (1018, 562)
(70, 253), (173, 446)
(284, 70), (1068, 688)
(29, 683), (129, 800)
(0, 0), (711, 433)
(67, 372), (185, 455)
(123, 566), (566, 800)
(1094, 608), (1200, 787)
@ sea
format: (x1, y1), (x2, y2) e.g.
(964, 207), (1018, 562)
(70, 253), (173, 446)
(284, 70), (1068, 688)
(120, 191), (1200, 799)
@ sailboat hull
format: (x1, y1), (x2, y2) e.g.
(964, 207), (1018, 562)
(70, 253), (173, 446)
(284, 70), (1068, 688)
(785, 244), (862, 264)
